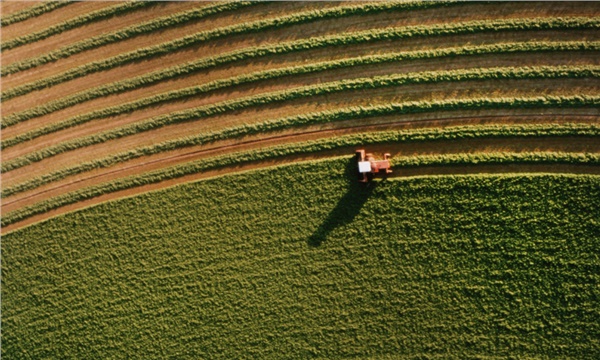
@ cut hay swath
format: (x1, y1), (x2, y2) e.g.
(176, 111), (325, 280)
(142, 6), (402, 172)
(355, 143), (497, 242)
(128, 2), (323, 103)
(4, 41), (598, 132)
(3, 122), (599, 227)
(3, 15), (596, 100)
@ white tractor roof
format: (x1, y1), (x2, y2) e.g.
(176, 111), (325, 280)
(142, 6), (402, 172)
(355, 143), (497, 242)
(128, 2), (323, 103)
(358, 161), (371, 173)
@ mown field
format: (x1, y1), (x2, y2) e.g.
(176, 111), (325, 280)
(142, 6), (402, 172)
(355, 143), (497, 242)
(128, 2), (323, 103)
(1, 0), (599, 358)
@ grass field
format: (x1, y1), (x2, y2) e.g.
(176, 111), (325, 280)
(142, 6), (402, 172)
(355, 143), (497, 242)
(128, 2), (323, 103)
(3, 159), (599, 358)
(1, 1), (599, 358)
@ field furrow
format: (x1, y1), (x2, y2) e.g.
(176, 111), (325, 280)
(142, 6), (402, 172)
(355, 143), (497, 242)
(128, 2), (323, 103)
(3, 71), (598, 178)
(2, 122), (599, 232)
(4, 2), (597, 103)
(0, 1), (72, 27)
(3, 19), (598, 127)
(4, 42), (598, 145)
(1, 0), (367, 86)
(1, 2), (114, 40)
(1, 1), (204, 64)
(3, 117), (598, 210)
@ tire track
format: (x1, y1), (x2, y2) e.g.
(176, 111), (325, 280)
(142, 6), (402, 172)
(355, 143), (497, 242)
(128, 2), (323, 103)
(3, 114), (597, 211)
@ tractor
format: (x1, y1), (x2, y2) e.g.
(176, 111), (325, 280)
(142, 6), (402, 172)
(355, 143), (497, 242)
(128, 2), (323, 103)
(356, 149), (392, 183)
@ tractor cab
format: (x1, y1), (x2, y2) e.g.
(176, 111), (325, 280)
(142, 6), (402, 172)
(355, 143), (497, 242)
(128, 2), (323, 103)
(356, 149), (392, 183)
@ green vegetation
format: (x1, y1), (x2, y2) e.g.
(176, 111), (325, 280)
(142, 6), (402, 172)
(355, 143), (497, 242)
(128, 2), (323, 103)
(3, 1), (599, 357)
(3, 161), (599, 358)
(4, 122), (597, 198)
(4, 41), (598, 133)
(4, 15), (596, 100)
(1, 0), (456, 77)
(0, 1), (71, 27)
(3, 123), (599, 226)
(2, 1), (254, 52)
(2, 2), (155, 51)
(3, 91), (598, 174)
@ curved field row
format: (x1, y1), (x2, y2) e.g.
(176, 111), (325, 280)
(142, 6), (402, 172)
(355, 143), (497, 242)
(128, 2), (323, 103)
(4, 41), (598, 141)
(1, 1), (155, 51)
(1, 1), (43, 17)
(2, 122), (599, 231)
(1, 1), (454, 78)
(1, 2), (116, 41)
(1, 2), (205, 65)
(4, 15), (598, 105)
(7, 38), (597, 156)
(1, 1), (264, 66)
(4, 60), (597, 159)
(9, 32), (596, 138)
(2, 117), (598, 213)
(0, 1), (71, 27)
(3, 90), (598, 189)
(3, 76), (598, 174)
(6, 1), (596, 96)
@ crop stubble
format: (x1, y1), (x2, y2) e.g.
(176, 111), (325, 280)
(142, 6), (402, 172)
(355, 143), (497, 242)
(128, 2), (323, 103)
(4, 1), (595, 110)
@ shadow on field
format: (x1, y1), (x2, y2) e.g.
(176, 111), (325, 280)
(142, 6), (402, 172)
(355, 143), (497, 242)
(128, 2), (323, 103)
(307, 156), (378, 247)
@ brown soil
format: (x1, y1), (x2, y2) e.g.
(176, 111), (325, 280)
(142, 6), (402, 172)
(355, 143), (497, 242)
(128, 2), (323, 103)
(4, 44), (598, 142)
(1, 1), (342, 90)
(1, 1), (42, 17)
(2, 1), (204, 66)
(3, 1), (597, 110)
(3, 78), (597, 186)
(1, 2), (115, 40)
(3, 130), (599, 234)
(3, 113), (598, 211)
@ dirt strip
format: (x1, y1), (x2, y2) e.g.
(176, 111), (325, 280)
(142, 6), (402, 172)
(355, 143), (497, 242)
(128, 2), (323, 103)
(4, 1), (597, 109)
(3, 113), (598, 213)
(3, 78), (597, 188)
(1, 1), (342, 90)
(2, 1), (204, 66)
(4, 44), (598, 144)
(3, 133), (599, 234)
(1, 2), (115, 40)
(1, 1), (40, 16)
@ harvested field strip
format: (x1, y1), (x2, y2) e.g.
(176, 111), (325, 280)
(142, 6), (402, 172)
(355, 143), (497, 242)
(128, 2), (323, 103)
(4, 123), (598, 215)
(1, 1), (156, 51)
(2, 1), (253, 56)
(1, 1), (456, 77)
(1, 90), (600, 173)
(3, 123), (599, 227)
(0, 1), (71, 27)
(4, 17), (597, 101)
(2, 64), (597, 135)
(2, 122), (598, 200)
(2, 171), (599, 357)
(4, 41), (598, 135)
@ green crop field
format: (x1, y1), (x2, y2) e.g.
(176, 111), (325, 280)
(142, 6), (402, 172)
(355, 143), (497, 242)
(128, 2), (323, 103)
(1, 0), (599, 358)
(3, 160), (600, 358)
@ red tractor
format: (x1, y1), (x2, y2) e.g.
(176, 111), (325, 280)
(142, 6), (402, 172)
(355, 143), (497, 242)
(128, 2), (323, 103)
(356, 149), (392, 183)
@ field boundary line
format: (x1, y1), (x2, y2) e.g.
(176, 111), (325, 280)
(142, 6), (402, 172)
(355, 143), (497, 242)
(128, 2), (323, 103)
(2, 123), (599, 227)
(3, 14), (596, 100)
(4, 40), (598, 136)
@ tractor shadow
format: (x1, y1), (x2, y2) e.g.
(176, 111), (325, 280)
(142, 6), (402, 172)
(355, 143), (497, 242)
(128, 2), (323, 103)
(307, 157), (380, 247)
